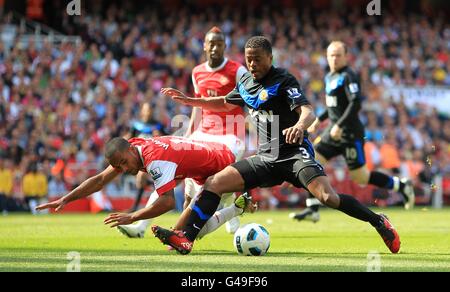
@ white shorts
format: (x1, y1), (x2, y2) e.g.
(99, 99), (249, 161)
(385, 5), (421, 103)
(188, 131), (245, 161)
(184, 131), (244, 199)
(186, 178), (234, 208)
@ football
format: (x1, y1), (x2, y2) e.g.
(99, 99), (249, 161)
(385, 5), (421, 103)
(233, 223), (270, 256)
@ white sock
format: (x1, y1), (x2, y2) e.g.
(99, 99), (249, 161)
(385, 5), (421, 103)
(29, 199), (38, 215)
(134, 190), (159, 230)
(197, 204), (242, 238)
(392, 176), (400, 192)
(306, 198), (322, 207)
(219, 192), (235, 209)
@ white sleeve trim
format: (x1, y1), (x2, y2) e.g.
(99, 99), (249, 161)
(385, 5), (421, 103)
(192, 74), (200, 95)
(147, 160), (178, 191)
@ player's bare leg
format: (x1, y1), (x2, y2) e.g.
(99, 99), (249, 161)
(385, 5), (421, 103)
(291, 152), (327, 222)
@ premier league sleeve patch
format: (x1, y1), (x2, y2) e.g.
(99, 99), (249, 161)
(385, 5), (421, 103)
(348, 83), (359, 93)
(150, 167), (163, 180)
(287, 88), (302, 99)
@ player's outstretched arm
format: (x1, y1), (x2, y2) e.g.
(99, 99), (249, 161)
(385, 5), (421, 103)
(36, 166), (120, 212)
(103, 190), (176, 227)
(161, 88), (233, 112)
(35, 198), (67, 212)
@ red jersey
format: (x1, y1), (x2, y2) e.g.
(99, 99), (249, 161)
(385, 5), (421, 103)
(129, 137), (235, 195)
(192, 58), (247, 135)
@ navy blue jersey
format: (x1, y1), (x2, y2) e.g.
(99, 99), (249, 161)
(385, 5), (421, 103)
(225, 66), (311, 160)
(323, 66), (364, 139)
(130, 120), (165, 138)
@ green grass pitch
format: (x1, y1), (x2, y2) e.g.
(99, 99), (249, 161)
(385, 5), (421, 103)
(1, 208), (449, 272)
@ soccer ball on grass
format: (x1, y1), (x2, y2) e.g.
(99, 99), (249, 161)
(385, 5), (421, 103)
(233, 223), (270, 256)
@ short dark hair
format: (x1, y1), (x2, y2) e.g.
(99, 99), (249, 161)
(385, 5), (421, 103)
(105, 137), (130, 159)
(245, 36), (272, 55)
(205, 26), (225, 40)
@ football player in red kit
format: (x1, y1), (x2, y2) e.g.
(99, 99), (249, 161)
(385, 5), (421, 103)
(114, 27), (249, 238)
(36, 136), (255, 239)
(185, 26), (248, 234)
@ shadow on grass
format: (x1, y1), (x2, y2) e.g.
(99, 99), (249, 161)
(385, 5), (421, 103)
(2, 246), (449, 257)
(2, 257), (447, 272)
(0, 254), (373, 272)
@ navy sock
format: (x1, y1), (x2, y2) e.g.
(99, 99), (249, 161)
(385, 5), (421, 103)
(310, 204), (320, 212)
(337, 194), (382, 227)
(369, 172), (407, 201)
(184, 190), (221, 241)
(369, 171), (394, 189)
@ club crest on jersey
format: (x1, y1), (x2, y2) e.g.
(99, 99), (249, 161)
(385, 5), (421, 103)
(330, 76), (345, 90)
(259, 90), (269, 101)
(349, 83), (359, 93)
(150, 167), (163, 180)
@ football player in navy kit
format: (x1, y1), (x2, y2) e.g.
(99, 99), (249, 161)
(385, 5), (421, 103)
(154, 37), (401, 255)
(291, 41), (415, 223)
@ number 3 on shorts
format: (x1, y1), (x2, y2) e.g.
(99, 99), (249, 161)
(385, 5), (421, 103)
(299, 147), (310, 159)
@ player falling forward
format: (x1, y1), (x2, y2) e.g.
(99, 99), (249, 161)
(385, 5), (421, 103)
(36, 136), (256, 240)
(125, 102), (165, 214)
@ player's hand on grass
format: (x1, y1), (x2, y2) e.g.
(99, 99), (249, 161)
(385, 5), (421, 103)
(161, 88), (192, 105)
(36, 198), (66, 212)
(330, 124), (343, 141)
(104, 213), (135, 227)
(282, 125), (304, 144)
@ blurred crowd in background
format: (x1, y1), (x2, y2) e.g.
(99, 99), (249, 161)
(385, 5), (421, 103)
(0, 0), (449, 213)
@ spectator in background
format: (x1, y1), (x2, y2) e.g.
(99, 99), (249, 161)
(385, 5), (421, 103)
(47, 172), (68, 197)
(0, 158), (13, 215)
(7, 138), (24, 167)
(380, 132), (402, 175)
(0, 2), (447, 210)
(22, 163), (48, 214)
(364, 140), (382, 172)
(126, 102), (165, 139)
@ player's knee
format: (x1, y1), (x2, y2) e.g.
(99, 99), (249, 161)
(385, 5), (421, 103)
(352, 175), (368, 185)
(318, 191), (339, 208)
(318, 192), (331, 205)
(349, 168), (370, 185)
